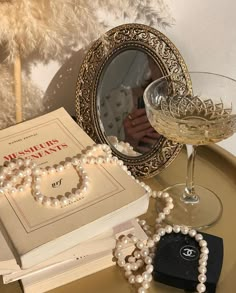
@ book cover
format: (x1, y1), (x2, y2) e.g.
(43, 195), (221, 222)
(2, 219), (138, 283)
(20, 221), (147, 293)
(0, 108), (149, 269)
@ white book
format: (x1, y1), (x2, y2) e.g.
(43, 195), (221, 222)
(2, 219), (138, 283)
(0, 108), (149, 269)
(20, 221), (147, 293)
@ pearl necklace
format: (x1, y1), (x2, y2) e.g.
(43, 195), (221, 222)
(0, 143), (208, 292)
(0, 144), (127, 208)
(114, 190), (208, 293)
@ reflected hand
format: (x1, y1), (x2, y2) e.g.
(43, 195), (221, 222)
(123, 108), (161, 153)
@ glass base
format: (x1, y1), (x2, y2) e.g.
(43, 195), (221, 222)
(157, 183), (223, 230)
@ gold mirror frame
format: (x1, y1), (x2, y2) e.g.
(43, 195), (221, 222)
(75, 23), (191, 178)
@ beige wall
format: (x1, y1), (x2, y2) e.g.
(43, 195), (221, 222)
(30, 0), (236, 156)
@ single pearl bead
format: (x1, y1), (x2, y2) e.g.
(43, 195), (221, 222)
(124, 263), (132, 271)
(146, 264), (154, 274)
(165, 196), (173, 203)
(9, 187), (17, 194)
(51, 198), (60, 207)
(43, 197), (51, 206)
(198, 274), (207, 283)
(158, 228), (166, 236)
(4, 181), (12, 189)
(142, 272), (150, 281)
(199, 259), (207, 266)
(35, 193), (44, 202)
(196, 283), (206, 292)
(156, 191), (162, 198)
(136, 259), (144, 268)
(135, 275), (143, 283)
(60, 196), (69, 206)
(24, 168), (32, 176)
(64, 161), (72, 169)
(163, 207), (170, 215)
(200, 254), (208, 261)
(134, 251), (141, 259)
(115, 250), (123, 259)
(17, 171), (24, 178)
(151, 191), (158, 198)
(147, 239), (154, 248)
(0, 188), (4, 194)
(117, 259), (125, 267)
(153, 234), (160, 242)
(161, 192), (169, 198)
(181, 226), (189, 235)
(189, 229), (197, 237)
(158, 213), (166, 220)
(199, 240), (207, 247)
(32, 168), (41, 176)
(195, 234), (203, 241)
(116, 243), (123, 250)
(165, 225), (173, 233)
(56, 165), (64, 172)
(139, 219), (146, 226)
(11, 176), (18, 183)
(47, 167), (56, 174)
(121, 236), (129, 245)
(128, 275), (135, 284)
(71, 158), (80, 166)
(124, 271), (132, 278)
(17, 185), (25, 192)
(198, 265), (207, 274)
(33, 184), (41, 191)
(68, 194), (77, 202)
(142, 281), (150, 289)
(24, 159), (32, 166)
(167, 202), (174, 209)
(41, 169), (47, 176)
(201, 247), (209, 254)
(30, 162), (37, 169)
(34, 176), (41, 183)
(136, 241), (144, 249)
(144, 256), (152, 265)
(8, 162), (16, 169)
(16, 159), (24, 166)
(141, 248), (149, 257)
(131, 263), (139, 271)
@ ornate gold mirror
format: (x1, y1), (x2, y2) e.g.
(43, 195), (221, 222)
(75, 23), (191, 178)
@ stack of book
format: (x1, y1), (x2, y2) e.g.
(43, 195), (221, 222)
(0, 108), (149, 292)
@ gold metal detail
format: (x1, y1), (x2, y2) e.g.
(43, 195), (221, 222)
(75, 23), (192, 178)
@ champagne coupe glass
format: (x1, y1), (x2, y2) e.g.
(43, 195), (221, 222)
(143, 72), (236, 229)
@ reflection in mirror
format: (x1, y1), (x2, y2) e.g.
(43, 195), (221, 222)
(98, 50), (162, 156)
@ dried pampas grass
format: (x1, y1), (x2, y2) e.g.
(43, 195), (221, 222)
(0, 0), (174, 129)
(0, 65), (44, 130)
(0, 0), (174, 64)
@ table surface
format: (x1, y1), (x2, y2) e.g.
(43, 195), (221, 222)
(1, 145), (235, 293)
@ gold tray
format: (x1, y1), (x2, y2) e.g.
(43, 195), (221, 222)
(1, 145), (235, 293)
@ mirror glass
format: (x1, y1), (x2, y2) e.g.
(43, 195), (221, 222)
(98, 49), (163, 156)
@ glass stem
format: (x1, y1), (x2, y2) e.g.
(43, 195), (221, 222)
(183, 144), (199, 204)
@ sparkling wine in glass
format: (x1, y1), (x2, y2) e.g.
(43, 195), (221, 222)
(144, 72), (236, 229)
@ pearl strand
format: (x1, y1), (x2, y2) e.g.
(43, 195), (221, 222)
(114, 191), (208, 293)
(0, 144), (129, 208)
